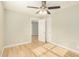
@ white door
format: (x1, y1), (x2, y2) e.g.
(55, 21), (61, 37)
(38, 20), (45, 42)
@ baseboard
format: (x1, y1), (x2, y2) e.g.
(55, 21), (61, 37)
(48, 40), (79, 54)
(4, 41), (31, 48)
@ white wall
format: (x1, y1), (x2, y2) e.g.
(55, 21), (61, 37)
(47, 16), (52, 43)
(0, 2), (4, 55)
(38, 19), (45, 42)
(50, 4), (79, 51)
(5, 10), (31, 46)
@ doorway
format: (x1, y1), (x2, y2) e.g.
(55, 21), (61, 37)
(32, 21), (38, 43)
(31, 19), (46, 43)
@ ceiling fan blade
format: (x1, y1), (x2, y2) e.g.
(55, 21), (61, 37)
(47, 10), (51, 14)
(36, 10), (40, 14)
(48, 6), (60, 9)
(27, 6), (39, 9)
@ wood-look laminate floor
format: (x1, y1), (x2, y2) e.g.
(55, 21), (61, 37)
(2, 36), (79, 57)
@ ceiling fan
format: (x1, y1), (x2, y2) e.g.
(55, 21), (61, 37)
(27, 1), (60, 14)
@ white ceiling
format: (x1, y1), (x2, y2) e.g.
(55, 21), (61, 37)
(2, 1), (79, 17)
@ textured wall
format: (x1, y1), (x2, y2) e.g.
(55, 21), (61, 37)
(0, 2), (4, 56)
(51, 4), (79, 51)
(5, 10), (31, 46)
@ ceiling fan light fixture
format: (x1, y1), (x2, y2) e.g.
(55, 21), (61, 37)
(38, 10), (47, 15)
